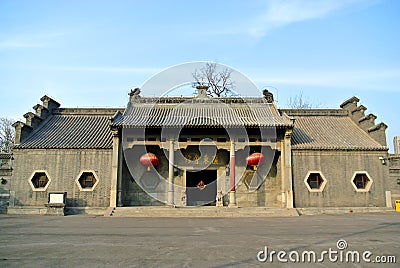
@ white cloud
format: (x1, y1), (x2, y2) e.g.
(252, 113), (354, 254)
(0, 41), (45, 48)
(248, 0), (377, 38)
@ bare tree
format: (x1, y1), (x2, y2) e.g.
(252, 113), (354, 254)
(0, 117), (14, 152)
(192, 62), (235, 97)
(287, 92), (317, 109)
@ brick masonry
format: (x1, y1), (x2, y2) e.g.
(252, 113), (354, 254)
(292, 150), (388, 207)
(388, 155), (400, 203)
(11, 149), (112, 207)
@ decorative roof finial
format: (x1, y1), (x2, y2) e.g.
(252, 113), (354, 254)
(263, 89), (274, 103)
(129, 88), (141, 101)
(196, 84), (209, 98)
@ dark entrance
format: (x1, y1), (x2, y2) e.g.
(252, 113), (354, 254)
(186, 170), (217, 206)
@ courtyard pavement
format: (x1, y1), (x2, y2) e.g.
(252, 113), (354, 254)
(0, 213), (399, 267)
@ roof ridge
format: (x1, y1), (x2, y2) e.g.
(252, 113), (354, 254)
(292, 145), (388, 151)
(54, 107), (124, 115)
(281, 109), (348, 116)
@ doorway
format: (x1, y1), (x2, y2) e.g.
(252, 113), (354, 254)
(186, 170), (217, 206)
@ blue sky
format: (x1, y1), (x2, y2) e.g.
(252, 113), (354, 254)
(0, 0), (399, 152)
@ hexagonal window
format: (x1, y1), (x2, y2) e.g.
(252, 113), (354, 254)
(76, 171), (99, 191)
(28, 170), (51, 191)
(304, 171), (327, 192)
(351, 172), (373, 192)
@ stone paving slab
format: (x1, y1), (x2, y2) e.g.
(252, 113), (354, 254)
(0, 213), (399, 267)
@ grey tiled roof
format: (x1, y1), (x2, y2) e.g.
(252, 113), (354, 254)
(287, 112), (387, 150)
(15, 98), (387, 151)
(16, 109), (122, 149)
(112, 97), (293, 128)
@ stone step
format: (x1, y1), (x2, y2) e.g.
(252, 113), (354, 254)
(108, 206), (299, 217)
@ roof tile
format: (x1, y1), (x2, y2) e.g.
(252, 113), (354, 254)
(16, 114), (113, 149)
(291, 115), (387, 150)
(112, 98), (293, 128)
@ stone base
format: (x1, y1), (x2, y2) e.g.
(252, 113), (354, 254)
(296, 207), (394, 215)
(64, 207), (108, 215)
(8, 206), (107, 216)
(45, 203), (65, 216)
(8, 206), (48, 215)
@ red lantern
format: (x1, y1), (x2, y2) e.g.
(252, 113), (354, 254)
(246, 153), (264, 170)
(140, 153), (159, 171)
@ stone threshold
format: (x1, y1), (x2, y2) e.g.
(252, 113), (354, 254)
(5, 206), (395, 217)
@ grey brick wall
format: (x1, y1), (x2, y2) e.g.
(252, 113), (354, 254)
(292, 150), (388, 207)
(388, 155), (400, 203)
(11, 149), (112, 207)
(11, 147), (390, 208)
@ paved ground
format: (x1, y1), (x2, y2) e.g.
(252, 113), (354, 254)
(0, 213), (399, 267)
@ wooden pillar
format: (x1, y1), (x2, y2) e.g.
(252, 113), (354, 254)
(280, 139), (286, 207)
(228, 140), (237, 207)
(117, 136), (123, 207)
(110, 129), (119, 207)
(167, 140), (175, 206)
(284, 130), (294, 208)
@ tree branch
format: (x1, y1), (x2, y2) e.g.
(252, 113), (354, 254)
(192, 62), (234, 97)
